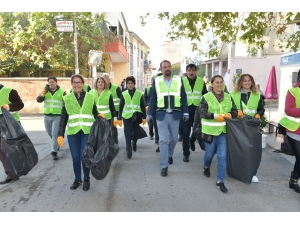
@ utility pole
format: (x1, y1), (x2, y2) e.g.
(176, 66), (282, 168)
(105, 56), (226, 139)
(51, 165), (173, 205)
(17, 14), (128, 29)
(74, 20), (79, 74)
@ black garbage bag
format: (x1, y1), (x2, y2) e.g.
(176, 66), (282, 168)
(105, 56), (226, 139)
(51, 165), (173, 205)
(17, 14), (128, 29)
(82, 117), (119, 180)
(192, 106), (205, 150)
(280, 135), (295, 156)
(137, 125), (147, 139)
(225, 115), (262, 184)
(0, 107), (38, 177)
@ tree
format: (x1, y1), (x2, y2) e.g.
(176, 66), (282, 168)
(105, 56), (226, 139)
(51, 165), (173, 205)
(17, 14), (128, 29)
(0, 12), (109, 76)
(141, 12), (300, 58)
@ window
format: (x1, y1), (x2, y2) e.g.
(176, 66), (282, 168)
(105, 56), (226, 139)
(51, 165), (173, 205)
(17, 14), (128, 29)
(137, 48), (140, 58)
(141, 50), (143, 59)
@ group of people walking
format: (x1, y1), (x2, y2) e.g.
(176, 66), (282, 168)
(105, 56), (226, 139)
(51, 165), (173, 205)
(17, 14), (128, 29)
(0, 61), (299, 195)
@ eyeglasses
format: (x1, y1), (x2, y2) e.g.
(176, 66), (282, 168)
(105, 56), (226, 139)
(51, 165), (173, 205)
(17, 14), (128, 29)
(72, 81), (83, 85)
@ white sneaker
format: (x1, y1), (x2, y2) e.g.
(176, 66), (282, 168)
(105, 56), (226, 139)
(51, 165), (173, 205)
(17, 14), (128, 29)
(252, 175), (259, 183)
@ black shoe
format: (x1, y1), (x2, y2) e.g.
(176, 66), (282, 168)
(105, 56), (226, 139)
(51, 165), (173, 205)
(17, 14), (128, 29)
(289, 172), (300, 193)
(0, 177), (19, 185)
(83, 178), (90, 191)
(126, 156), (131, 160)
(178, 135), (183, 142)
(183, 155), (189, 162)
(156, 146), (160, 152)
(51, 151), (58, 160)
(190, 141), (195, 151)
(155, 140), (159, 144)
(150, 136), (154, 140)
(203, 166), (210, 177)
(168, 157), (173, 164)
(161, 167), (168, 177)
(216, 181), (228, 193)
(131, 141), (137, 152)
(70, 179), (82, 190)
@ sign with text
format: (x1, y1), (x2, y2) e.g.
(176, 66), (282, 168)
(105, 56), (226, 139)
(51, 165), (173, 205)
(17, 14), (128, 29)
(56, 20), (74, 32)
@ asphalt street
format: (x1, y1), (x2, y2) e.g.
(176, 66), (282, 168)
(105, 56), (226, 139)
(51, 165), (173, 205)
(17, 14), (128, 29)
(0, 114), (299, 213)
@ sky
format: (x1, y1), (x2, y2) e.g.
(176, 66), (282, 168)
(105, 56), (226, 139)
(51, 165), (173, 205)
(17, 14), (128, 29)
(122, 12), (171, 70)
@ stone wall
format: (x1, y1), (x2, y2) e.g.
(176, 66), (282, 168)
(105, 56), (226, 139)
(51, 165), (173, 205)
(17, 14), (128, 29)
(0, 77), (94, 114)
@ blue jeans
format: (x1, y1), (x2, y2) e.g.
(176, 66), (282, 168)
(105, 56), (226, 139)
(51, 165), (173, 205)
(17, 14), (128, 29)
(156, 113), (180, 168)
(67, 130), (90, 180)
(204, 133), (227, 182)
(44, 115), (60, 152)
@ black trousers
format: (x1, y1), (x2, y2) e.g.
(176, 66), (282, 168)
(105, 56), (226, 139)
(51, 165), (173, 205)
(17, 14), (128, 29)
(287, 136), (300, 178)
(123, 118), (139, 158)
(149, 115), (159, 141)
(111, 112), (119, 144)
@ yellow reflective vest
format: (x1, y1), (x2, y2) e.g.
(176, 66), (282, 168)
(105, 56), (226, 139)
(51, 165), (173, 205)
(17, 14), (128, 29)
(279, 87), (300, 131)
(0, 87), (21, 121)
(63, 93), (95, 135)
(201, 92), (232, 135)
(231, 91), (260, 116)
(122, 90), (143, 119)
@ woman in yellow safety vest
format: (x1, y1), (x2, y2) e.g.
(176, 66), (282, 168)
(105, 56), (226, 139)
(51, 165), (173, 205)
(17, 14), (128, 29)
(117, 76), (147, 160)
(89, 77), (117, 141)
(198, 75), (238, 193)
(279, 70), (300, 194)
(57, 74), (104, 192)
(231, 73), (265, 183)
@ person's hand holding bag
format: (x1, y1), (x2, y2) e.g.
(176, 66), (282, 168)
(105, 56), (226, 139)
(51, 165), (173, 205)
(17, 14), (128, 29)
(237, 110), (243, 118)
(214, 114), (225, 122)
(57, 136), (64, 148)
(224, 113), (232, 119)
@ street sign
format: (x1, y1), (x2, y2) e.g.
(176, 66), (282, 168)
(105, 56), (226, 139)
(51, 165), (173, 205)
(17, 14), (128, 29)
(56, 20), (74, 32)
(88, 50), (103, 66)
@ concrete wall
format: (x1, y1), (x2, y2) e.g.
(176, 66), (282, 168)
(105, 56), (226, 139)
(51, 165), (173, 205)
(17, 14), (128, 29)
(0, 77), (93, 114)
(227, 55), (281, 94)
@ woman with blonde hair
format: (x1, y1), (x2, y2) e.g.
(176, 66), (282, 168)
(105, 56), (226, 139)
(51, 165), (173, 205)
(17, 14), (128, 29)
(231, 73), (265, 183)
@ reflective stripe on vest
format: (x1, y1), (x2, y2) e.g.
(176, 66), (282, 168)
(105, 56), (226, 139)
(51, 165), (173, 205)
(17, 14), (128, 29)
(201, 92), (232, 135)
(63, 93), (95, 135)
(231, 91), (259, 116)
(122, 90), (142, 119)
(109, 84), (120, 112)
(0, 87), (21, 121)
(44, 88), (65, 114)
(279, 87), (300, 131)
(89, 89), (112, 120)
(155, 75), (181, 109)
(182, 76), (204, 106)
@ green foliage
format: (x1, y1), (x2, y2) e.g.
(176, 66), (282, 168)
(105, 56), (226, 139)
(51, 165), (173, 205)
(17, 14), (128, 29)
(260, 114), (268, 129)
(172, 63), (181, 75)
(232, 71), (242, 87)
(141, 12), (300, 58)
(197, 64), (206, 77)
(0, 12), (106, 75)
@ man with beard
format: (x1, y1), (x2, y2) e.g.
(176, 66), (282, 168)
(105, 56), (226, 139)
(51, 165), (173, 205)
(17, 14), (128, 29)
(147, 60), (189, 177)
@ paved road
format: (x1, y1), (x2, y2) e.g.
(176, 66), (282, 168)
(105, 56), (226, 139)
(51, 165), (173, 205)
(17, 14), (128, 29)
(0, 115), (299, 212)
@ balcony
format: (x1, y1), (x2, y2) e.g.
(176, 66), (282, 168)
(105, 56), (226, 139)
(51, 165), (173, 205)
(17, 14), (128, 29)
(103, 38), (129, 63)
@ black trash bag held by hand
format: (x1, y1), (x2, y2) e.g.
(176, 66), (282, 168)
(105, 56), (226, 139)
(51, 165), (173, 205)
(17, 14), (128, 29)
(82, 117), (119, 180)
(0, 107), (38, 177)
(192, 106), (205, 150)
(225, 115), (262, 184)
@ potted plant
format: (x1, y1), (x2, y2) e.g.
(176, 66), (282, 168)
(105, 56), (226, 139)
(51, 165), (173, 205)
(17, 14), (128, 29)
(260, 114), (268, 133)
